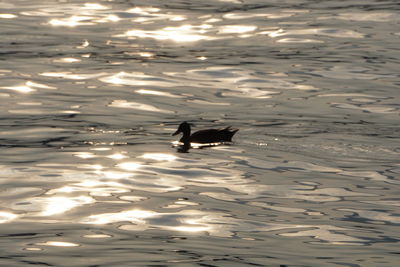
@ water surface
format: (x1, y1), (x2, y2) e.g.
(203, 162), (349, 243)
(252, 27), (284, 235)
(1, 0), (399, 266)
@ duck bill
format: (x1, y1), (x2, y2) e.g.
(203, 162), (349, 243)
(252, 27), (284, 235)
(172, 129), (180, 136)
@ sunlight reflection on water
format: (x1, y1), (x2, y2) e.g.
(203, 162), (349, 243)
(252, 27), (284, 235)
(0, 211), (18, 223)
(1, 0), (399, 265)
(36, 241), (79, 247)
(108, 100), (174, 113)
(120, 25), (215, 42)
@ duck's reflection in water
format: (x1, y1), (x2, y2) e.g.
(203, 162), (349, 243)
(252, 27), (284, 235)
(176, 143), (191, 153)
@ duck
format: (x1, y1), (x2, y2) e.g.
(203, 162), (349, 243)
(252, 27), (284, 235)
(172, 121), (238, 147)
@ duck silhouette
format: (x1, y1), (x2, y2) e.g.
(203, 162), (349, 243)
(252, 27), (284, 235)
(172, 122), (238, 150)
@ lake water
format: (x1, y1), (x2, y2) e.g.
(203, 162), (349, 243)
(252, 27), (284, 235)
(1, 0), (399, 266)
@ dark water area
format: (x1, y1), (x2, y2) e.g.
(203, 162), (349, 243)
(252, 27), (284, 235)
(1, 0), (399, 266)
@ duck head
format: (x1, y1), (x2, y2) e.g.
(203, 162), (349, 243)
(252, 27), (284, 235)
(172, 121), (191, 137)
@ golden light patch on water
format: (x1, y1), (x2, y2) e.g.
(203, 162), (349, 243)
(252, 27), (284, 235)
(40, 72), (106, 80)
(81, 208), (214, 234)
(117, 162), (142, 171)
(162, 211), (221, 235)
(77, 40), (89, 48)
(85, 141), (127, 146)
(1, 80), (56, 94)
(164, 200), (199, 209)
(90, 147), (112, 151)
(107, 153), (128, 160)
(223, 12), (294, 19)
(169, 15), (186, 21)
(47, 186), (75, 194)
(100, 73), (125, 85)
(46, 3), (110, 27)
(120, 24), (215, 42)
(171, 140), (181, 146)
(0, 14), (17, 19)
(8, 109), (50, 115)
(140, 153), (177, 161)
(49, 15), (95, 27)
(99, 71), (175, 87)
(82, 164), (104, 170)
(218, 25), (257, 34)
(307, 211), (324, 216)
(0, 211), (18, 223)
(53, 57), (81, 63)
(294, 84), (318, 90)
(101, 14), (121, 22)
(47, 180), (131, 198)
(17, 102), (42, 106)
(135, 89), (182, 98)
(119, 196), (147, 202)
(40, 196), (95, 216)
(108, 100), (173, 113)
(124, 28), (204, 42)
(277, 38), (324, 43)
(24, 247), (42, 251)
(1, 85), (35, 93)
(82, 209), (157, 225)
(126, 7), (186, 23)
(87, 128), (122, 134)
(100, 171), (133, 179)
(176, 201), (198, 206)
(88, 3), (108, 9)
(127, 7), (161, 14)
(137, 52), (154, 57)
(204, 18), (221, 23)
(187, 99), (231, 105)
(36, 241), (79, 247)
(74, 152), (96, 159)
(60, 110), (81, 114)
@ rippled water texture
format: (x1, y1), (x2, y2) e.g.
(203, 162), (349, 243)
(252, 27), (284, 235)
(1, 0), (400, 266)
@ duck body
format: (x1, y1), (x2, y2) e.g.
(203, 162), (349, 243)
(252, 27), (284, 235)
(186, 128), (237, 143)
(172, 122), (238, 146)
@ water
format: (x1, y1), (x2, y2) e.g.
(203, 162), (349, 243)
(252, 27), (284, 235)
(1, 0), (399, 266)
